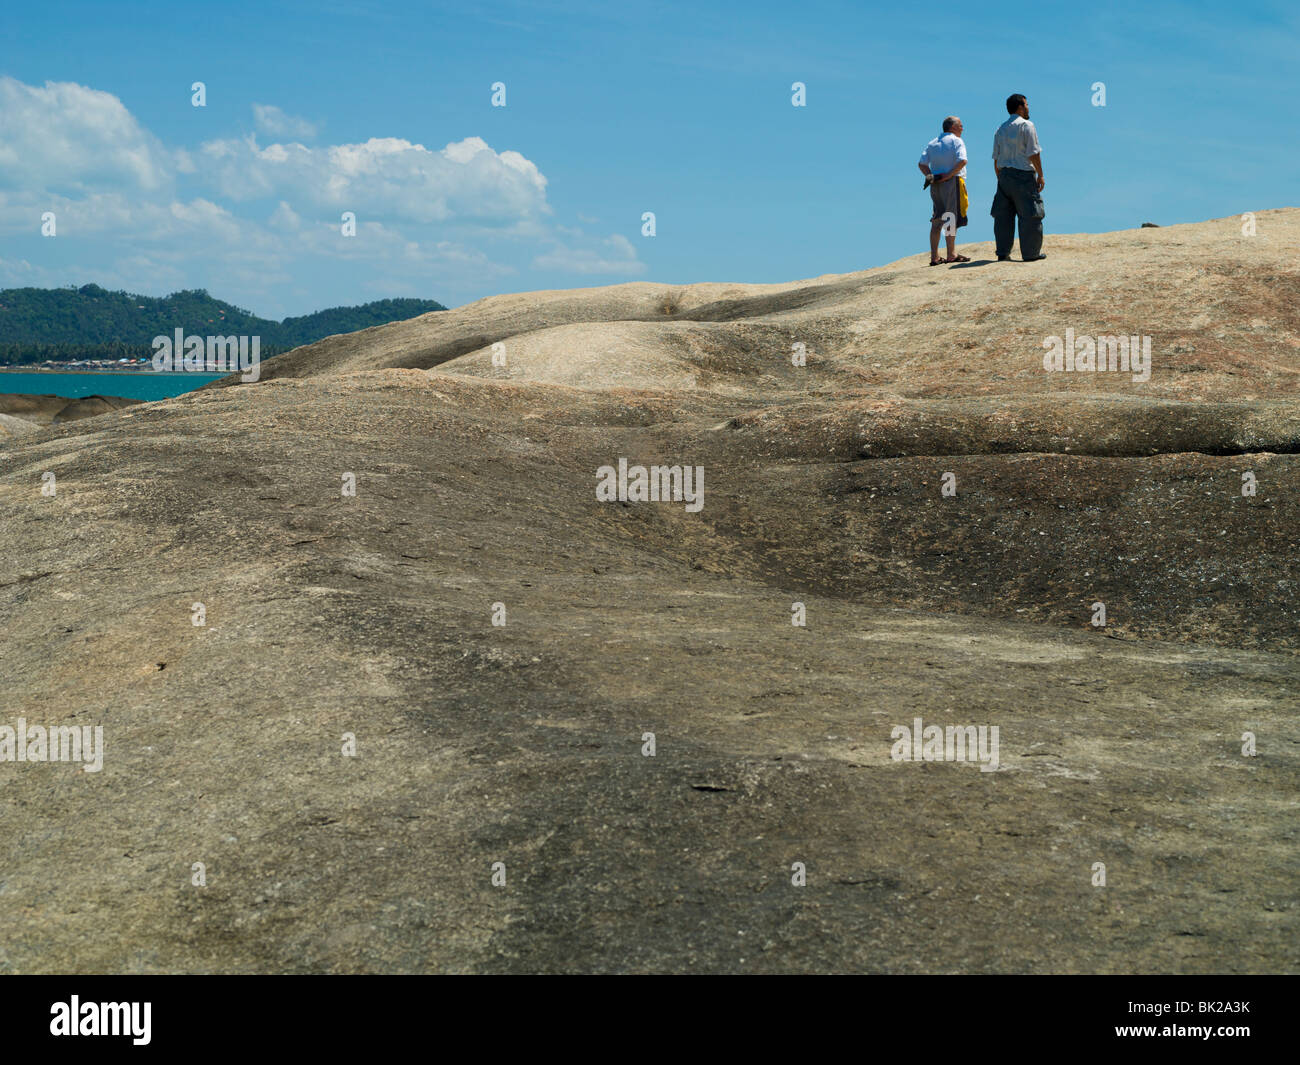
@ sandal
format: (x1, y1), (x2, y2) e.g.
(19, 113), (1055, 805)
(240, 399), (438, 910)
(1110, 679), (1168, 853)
(929, 259), (944, 266)
(944, 255), (971, 263)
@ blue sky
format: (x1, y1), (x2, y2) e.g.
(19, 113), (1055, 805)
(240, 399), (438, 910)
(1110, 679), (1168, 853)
(0, 0), (1294, 318)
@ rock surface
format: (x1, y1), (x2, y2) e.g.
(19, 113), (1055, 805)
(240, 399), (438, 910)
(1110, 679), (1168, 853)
(0, 391), (142, 426)
(1, 213), (1296, 973)
(0, 412), (39, 440)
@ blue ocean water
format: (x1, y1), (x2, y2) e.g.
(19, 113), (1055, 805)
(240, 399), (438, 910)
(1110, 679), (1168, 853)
(0, 371), (226, 401)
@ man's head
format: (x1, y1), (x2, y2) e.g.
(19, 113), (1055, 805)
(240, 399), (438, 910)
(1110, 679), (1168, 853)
(942, 115), (964, 136)
(1006, 94), (1029, 118)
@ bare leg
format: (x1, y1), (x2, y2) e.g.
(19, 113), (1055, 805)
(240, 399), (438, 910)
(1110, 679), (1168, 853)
(929, 222), (943, 263)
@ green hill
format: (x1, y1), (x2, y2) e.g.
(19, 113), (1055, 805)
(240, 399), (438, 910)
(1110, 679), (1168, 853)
(0, 284), (446, 365)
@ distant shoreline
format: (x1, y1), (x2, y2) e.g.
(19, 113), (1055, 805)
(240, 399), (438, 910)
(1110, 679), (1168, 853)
(0, 367), (219, 376)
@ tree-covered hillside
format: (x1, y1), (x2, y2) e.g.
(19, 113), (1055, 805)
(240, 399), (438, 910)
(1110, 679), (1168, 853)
(0, 284), (446, 364)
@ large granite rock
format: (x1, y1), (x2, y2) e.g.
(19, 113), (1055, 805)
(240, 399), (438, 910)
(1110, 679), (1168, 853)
(1, 213), (1296, 972)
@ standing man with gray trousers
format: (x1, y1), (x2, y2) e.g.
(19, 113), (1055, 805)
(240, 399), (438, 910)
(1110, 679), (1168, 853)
(991, 93), (1047, 261)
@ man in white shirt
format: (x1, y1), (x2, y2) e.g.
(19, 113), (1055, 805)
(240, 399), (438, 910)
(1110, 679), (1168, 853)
(991, 93), (1046, 261)
(917, 116), (970, 265)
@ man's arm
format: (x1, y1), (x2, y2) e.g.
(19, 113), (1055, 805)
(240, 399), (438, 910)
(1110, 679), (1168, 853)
(918, 162), (932, 176)
(937, 159), (966, 182)
(1025, 123), (1044, 190)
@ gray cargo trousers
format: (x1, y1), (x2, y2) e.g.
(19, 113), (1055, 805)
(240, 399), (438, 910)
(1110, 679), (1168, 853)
(991, 166), (1044, 259)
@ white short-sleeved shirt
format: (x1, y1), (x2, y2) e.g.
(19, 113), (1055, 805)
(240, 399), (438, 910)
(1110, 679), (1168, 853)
(918, 132), (967, 178)
(993, 115), (1042, 171)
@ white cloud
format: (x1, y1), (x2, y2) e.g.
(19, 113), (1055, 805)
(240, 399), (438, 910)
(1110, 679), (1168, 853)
(532, 233), (644, 275)
(0, 76), (621, 314)
(0, 77), (176, 194)
(269, 200), (302, 230)
(252, 103), (318, 140)
(0, 189), (267, 249)
(197, 134), (550, 225)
